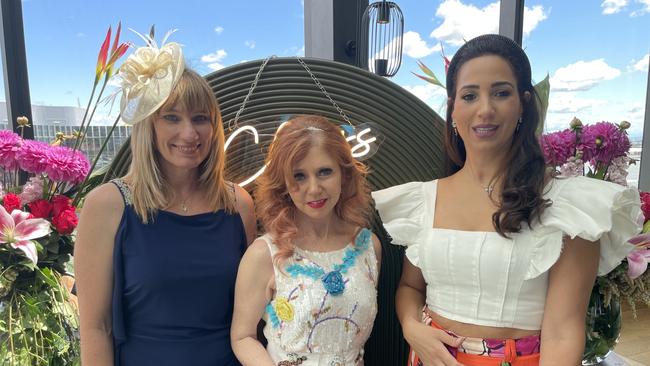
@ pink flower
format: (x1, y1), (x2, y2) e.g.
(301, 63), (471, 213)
(626, 246), (650, 280)
(44, 146), (90, 185)
(580, 121), (630, 163)
(0, 206), (51, 265)
(19, 176), (44, 205)
(0, 130), (22, 170)
(640, 192), (650, 221)
(540, 129), (576, 166)
(15, 139), (50, 175)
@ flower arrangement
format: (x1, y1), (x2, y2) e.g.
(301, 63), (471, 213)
(540, 118), (648, 364)
(0, 23), (129, 365)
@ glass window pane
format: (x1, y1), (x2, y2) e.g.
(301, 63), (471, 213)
(525, 2), (648, 186)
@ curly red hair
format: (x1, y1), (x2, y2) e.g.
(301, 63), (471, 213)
(255, 115), (371, 265)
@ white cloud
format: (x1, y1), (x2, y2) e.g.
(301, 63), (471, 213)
(601, 0), (629, 14)
(522, 5), (549, 36)
(402, 31), (441, 58)
(76, 32), (86, 38)
(630, 53), (650, 72)
(400, 84), (447, 104)
(631, 0), (650, 15)
(107, 75), (122, 88)
(550, 59), (621, 91)
(547, 92), (607, 114)
(296, 46), (305, 57)
(429, 0), (548, 46)
(201, 49), (228, 71)
(214, 26), (224, 34)
(244, 40), (256, 49)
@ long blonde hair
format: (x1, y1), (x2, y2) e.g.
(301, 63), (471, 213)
(124, 69), (234, 223)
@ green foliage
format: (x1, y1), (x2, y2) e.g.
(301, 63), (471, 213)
(0, 268), (79, 365)
(533, 74), (550, 136)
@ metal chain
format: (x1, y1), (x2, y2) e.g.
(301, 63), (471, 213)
(296, 57), (354, 128)
(227, 55), (275, 131)
(228, 56), (355, 131)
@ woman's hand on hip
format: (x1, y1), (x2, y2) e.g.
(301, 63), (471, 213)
(404, 319), (465, 366)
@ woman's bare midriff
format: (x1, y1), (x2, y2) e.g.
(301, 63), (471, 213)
(427, 308), (540, 339)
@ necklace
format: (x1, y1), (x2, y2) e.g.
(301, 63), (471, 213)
(178, 191), (193, 213)
(285, 228), (371, 296)
(466, 163), (496, 195)
(181, 200), (189, 213)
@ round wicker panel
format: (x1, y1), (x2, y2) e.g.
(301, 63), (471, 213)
(207, 56), (445, 190)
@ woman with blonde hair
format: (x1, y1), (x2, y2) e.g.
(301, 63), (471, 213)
(231, 115), (381, 365)
(74, 38), (255, 365)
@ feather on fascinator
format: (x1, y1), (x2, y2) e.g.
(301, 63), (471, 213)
(118, 29), (184, 125)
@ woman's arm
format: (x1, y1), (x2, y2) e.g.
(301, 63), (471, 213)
(74, 184), (124, 366)
(371, 233), (382, 275)
(231, 239), (276, 366)
(234, 185), (257, 245)
(540, 237), (599, 366)
(397, 258), (463, 366)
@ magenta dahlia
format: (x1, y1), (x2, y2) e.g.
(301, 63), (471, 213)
(540, 129), (577, 166)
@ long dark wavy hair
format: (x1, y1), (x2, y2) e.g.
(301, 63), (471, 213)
(444, 34), (550, 237)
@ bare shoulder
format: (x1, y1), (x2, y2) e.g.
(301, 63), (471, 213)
(241, 237), (272, 268)
(233, 184), (254, 214)
(75, 183), (125, 255)
(232, 184), (257, 244)
(81, 182), (125, 218)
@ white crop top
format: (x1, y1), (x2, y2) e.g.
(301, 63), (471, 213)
(372, 176), (642, 330)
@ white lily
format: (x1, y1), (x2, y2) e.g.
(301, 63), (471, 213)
(0, 206), (51, 265)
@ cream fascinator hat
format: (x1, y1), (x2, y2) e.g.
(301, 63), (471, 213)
(118, 29), (184, 125)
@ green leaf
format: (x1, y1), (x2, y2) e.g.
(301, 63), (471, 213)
(411, 72), (445, 88)
(643, 220), (650, 233)
(416, 60), (437, 78)
(534, 74), (550, 136)
(413, 60), (446, 89)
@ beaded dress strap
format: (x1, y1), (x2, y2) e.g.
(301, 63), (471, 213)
(110, 178), (133, 206)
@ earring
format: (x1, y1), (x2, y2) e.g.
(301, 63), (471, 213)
(515, 117), (522, 132)
(451, 121), (458, 136)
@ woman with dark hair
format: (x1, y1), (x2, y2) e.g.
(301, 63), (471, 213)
(373, 34), (641, 365)
(231, 115), (381, 365)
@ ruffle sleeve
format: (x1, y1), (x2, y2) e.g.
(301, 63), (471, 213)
(525, 176), (642, 280)
(372, 182), (426, 266)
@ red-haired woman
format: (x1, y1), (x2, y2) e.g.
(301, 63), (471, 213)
(231, 115), (382, 365)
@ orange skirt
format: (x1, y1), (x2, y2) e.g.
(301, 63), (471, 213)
(407, 317), (540, 366)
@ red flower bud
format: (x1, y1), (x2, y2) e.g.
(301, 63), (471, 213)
(51, 194), (73, 216)
(28, 199), (53, 219)
(52, 208), (78, 235)
(3, 193), (22, 213)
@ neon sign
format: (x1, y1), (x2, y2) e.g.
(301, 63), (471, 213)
(224, 125), (378, 187)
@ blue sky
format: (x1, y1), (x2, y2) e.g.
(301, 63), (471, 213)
(2, 0), (649, 139)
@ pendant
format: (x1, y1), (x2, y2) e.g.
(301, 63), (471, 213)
(181, 202), (188, 212)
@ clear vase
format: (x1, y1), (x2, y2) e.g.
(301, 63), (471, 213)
(582, 287), (622, 365)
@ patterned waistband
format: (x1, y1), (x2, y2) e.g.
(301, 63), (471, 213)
(422, 308), (541, 358)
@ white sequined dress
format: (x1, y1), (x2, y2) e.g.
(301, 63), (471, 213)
(261, 228), (378, 366)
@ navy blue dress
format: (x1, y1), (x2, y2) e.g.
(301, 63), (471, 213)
(110, 179), (245, 366)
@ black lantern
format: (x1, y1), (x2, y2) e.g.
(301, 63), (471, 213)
(358, 0), (404, 77)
